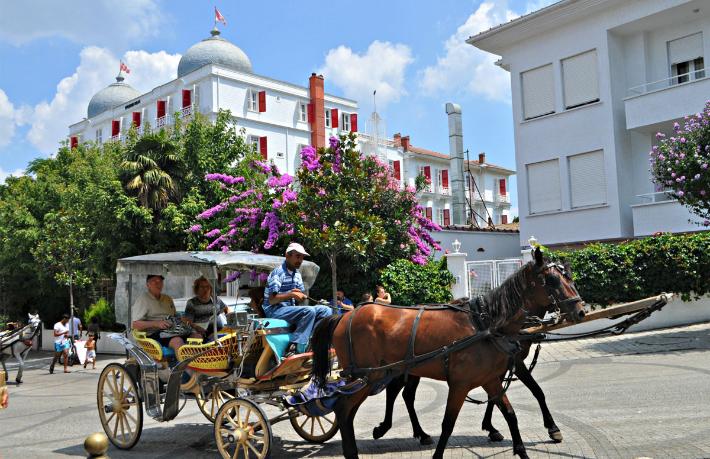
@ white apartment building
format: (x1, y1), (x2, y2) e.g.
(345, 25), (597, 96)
(69, 27), (513, 228)
(469, 0), (708, 248)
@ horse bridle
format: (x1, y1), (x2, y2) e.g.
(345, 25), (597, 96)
(526, 262), (584, 322)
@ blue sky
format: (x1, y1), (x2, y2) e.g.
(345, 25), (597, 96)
(0, 0), (556, 216)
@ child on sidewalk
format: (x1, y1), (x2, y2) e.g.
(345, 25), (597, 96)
(84, 333), (97, 369)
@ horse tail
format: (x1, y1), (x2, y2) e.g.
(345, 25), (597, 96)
(312, 314), (344, 389)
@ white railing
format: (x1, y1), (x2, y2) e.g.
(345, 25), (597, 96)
(636, 191), (674, 204)
(156, 115), (172, 128)
(109, 134), (121, 142)
(627, 70), (707, 97)
(181, 105), (193, 118)
(439, 186), (451, 196)
(423, 182), (434, 193)
(496, 193), (510, 203)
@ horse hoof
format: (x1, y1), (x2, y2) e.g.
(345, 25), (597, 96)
(548, 427), (563, 443)
(372, 425), (388, 440)
(513, 445), (528, 458)
(15, 379), (22, 385)
(418, 434), (434, 445)
(488, 430), (504, 442)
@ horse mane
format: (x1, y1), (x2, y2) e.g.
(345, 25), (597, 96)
(483, 261), (533, 329)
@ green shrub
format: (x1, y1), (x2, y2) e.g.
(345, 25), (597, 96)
(379, 257), (454, 305)
(552, 232), (710, 306)
(83, 298), (116, 329)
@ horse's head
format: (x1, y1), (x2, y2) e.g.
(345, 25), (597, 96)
(525, 247), (586, 323)
(27, 313), (41, 328)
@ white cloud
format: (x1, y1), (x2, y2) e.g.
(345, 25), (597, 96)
(0, 89), (31, 148)
(27, 47), (180, 153)
(319, 41), (414, 110)
(419, 0), (557, 102)
(0, 0), (164, 50)
(0, 167), (24, 184)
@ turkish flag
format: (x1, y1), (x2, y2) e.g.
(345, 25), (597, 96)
(215, 7), (227, 25)
(120, 62), (131, 74)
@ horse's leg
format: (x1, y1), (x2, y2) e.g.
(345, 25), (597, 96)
(481, 399), (504, 442)
(432, 384), (469, 459)
(15, 346), (26, 384)
(484, 380), (528, 459)
(515, 360), (562, 442)
(335, 388), (370, 459)
(401, 376), (433, 445)
(373, 375), (404, 439)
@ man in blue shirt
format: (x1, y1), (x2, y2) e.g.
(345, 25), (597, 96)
(333, 289), (354, 314)
(263, 242), (332, 354)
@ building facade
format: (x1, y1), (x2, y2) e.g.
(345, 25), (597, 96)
(69, 27), (514, 229)
(469, 0), (708, 248)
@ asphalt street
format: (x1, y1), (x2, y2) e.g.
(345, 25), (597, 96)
(1, 323), (709, 458)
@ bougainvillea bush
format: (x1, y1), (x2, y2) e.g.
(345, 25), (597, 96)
(650, 101), (710, 226)
(192, 132), (441, 304)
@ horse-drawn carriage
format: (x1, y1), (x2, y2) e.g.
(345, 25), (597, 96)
(1, 313), (41, 385)
(98, 251), (338, 458)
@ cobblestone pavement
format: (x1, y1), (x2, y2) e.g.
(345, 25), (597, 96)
(1, 322), (709, 458)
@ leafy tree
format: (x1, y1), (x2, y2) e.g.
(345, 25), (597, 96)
(194, 133), (441, 306)
(650, 101), (710, 226)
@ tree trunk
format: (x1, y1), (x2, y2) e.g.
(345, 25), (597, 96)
(68, 276), (75, 338)
(329, 253), (338, 312)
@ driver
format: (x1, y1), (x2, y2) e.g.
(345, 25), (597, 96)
(131, 274), (199, 354)
(263, 243), (332, 356)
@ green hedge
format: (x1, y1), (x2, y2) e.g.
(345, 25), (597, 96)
(379, 257), (454, 305)
(552, 232), (710, 306)
(83, 298), (116, 330)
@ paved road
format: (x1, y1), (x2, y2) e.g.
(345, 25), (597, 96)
(1, 323), (709, 458)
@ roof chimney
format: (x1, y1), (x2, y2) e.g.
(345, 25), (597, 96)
(401, 135), (410, 151)
(309, 73), (325, 149)
(446, 103), (466, 226)
(478, 152), (486, 164)
(393, 132), (401, 147)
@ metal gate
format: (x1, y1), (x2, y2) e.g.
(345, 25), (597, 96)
(466, 258), (523, 297)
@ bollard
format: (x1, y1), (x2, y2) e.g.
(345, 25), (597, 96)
(84, 432), (109, 458)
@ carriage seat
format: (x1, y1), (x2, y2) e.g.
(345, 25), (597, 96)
(252, 318), (302, 362)
(131, 330), (175, 361)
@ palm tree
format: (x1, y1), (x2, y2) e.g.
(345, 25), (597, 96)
(121, 131), (185, 211)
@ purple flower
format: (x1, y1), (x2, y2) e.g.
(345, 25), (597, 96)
(678, 191), (685, 197)
(267, 174), (294, 188)
(258, 272), (269, 283)
(223, 271), (241, 283)
(205, 173), (245, 185)
(251, 160), (272, 174)
(282, 189), (297, 202)
(205, 228), (221, 238)
(704, 220), (710, 227)
(188, 224), (202, 233)
(702, 163), (708, 169)
(317, 188), (326, 196)
(695, 174), (701, 180)
(198, 202), (229, 219)
(329, 136), (340, 150)
(300, 145), (321, 171)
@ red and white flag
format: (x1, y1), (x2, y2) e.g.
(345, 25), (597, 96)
(215, 7), (227, 26)
(119, 62), (131, 74)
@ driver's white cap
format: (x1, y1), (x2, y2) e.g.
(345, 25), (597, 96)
(285, 242), (309, 256)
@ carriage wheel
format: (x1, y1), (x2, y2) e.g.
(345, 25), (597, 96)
(289, 410), (339, 443)
(97, 363), (143, 450)
(214, 398), (271, 459)
(196, 384), (235, 423)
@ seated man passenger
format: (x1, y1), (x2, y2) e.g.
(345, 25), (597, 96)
(131, 274), (199, 354)
(184, 276), (227, 339)
(262, 243), (332, 355)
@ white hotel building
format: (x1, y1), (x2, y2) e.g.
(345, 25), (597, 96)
(469, 0), (708, 248)
(68, 27), (513, 229)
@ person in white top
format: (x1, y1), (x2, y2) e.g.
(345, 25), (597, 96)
(49, 314), (71, 374)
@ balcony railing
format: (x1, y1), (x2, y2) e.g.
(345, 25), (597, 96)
(180, 105), (193, 118)
(636, 191), (674, 204)
(439, 186), (451, 196)
(156, 115), (172, 128)
(496, 193), (510, 203)
(627, 70), (707, 97)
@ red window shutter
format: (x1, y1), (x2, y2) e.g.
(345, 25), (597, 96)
(331, 108), (339, 128)
(443, 209), (451, 226)
(393, 160), (401, 180)
(423, 166), (431, 182)
(70, 136), (78, 149)
(111, 120), (120, 137)
(442, 170), (449, 188)
(425, 207), (433, 220)
(307, 103), (315, 123)
(259, 136), (268, 160)
(501, 215), (508, 224)
(258, 91), (266, 112)
(132, 112), (141, 127)
(182, 89), (191, 108)
(157, 100), (166, 118)
(499, 178), (506, 195)
(350, 113), (358, 132)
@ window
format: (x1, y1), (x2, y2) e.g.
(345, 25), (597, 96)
(341, 112), (350, 131)
(438, 209), (444, 226)
(248, 89), (258, 112)
(325, 109), (331, 128)
(95, 128), (102, 143)
(248, 135), (260, 151)
(299, 102), (307, 122)
(521, 64), (555, 120)
(527, 159), (561, 214)
(562, 50), (599, 109)
(568, 150), (606, 208)
(669, 33), (705, 84)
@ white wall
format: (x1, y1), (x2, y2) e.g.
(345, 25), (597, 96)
(432, 229), (520, 260)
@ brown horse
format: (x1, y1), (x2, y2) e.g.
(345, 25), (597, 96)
(312, 248), (585, 459)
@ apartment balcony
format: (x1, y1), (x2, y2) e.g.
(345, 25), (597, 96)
(631, 192), (705, 237)
(439, 186), (451, 196)
(180, 104), (193, 118)
(496, 193), (511, 204)
(156, 115), (173, 128)
(625, 72), (710, 130)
